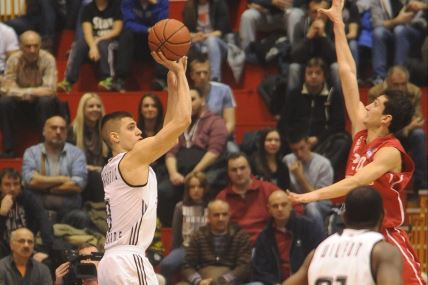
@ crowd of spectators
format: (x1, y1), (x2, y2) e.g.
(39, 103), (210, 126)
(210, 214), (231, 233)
(0, 0), (427, 284)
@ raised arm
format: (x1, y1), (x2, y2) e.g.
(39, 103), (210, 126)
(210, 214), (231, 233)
(319, 0), (366, 136)
(127, 53), (191, 165)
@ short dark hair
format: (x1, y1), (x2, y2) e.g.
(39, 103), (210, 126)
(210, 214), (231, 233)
(287, 129), (309, 145)
(0, 168), (21, 184)
(305, 57), (326, 75)
(101, 111), (133, 131)
(344, 186), (383, 228)
(227, 152), (250, 166)
(101, 111), (134, 147)
(382, 90), (414, 133)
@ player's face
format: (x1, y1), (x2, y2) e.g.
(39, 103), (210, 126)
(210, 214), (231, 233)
(10, 229), (34, 260)
(268, 192), (292, 222)
(364, 95), (388, 128)
(0, 175), (22, 198)
(304, 66), (325, 91)
(264, 130), (281, 155)
(118, 117), (143, 151)
(190, 62), (211, 88)
(227, 156), (252, 187)
(84, 97), (103, 124)
(289, 139), (311, 162)
(43, 116), (67, 147)
(188, 177), (205, 203)
(141, 97), (159, 121)
(208, 202), (230, 234)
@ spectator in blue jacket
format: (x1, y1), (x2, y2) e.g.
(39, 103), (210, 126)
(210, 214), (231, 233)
(251, 190), (323, 284)
(115, 0), (169, 91)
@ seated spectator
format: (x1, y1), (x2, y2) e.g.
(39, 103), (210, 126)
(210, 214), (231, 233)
(180, 200), (252, 285)
(159, 88), (228, 226)
(369, 65), (427, 192)
(217, 152), (279, 243)
(114, 0), (168, 91)
(370, 0), (426, 84)
(0, 227), (53, 284)
(69, 93), (108, 203)
(160, 172), (209, 285)
(183, 0), (231, 82)
(250, 128), (290, 190)
(136, 93), (165, 176)
(58, 0), (123, 92)
(278, 57), (350, 176)
(0, 23), (19, 75)
(54, 243), (100, 285)
(283, 132), (333, 233)
(0, 168), (54, 259)
(0, 30), (58, 158)
(251, 191), (323, 284)
(239, 0), (306, 49)
(5, 0), (57, 51)
(288, 0), (339, 93)
(189, 58), (238, 153)
(22, 115), (88, 223)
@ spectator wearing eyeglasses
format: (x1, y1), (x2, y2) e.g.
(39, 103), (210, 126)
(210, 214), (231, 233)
(0, 227), (53, 284)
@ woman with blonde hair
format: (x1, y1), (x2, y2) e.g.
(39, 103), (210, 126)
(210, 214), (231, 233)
(69, 92), (108, 203)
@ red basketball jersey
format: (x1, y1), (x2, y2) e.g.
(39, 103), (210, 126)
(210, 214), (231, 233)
(345, 130), (414, 228)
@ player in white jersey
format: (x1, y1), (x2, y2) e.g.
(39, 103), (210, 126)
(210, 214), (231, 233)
(97, 52), (192, 285)
(283, 186), (403, 285)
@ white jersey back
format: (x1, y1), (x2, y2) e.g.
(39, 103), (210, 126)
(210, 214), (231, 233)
(308, 229), (383, 285)
(101, 153), (157, 251)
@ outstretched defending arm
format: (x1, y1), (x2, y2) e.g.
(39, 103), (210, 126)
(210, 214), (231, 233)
(287, 146), (401, 203)
(319, 0), (366, 136)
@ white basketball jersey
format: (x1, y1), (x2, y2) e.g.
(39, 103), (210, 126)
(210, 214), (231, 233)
(101, 153), (157, 251)
(308, 229), (384, 285)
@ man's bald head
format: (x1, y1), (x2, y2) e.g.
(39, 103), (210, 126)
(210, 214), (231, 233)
(20, 30), (41, 45)
(268, 190), (292, 224)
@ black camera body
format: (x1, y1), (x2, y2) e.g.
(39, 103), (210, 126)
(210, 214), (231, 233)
(65, 249), (103, 281)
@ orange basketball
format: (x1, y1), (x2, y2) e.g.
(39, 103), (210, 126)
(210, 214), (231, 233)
(148, 19), (191, 61)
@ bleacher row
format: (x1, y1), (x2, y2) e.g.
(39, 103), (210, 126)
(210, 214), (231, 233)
(0, 0), (427, 275)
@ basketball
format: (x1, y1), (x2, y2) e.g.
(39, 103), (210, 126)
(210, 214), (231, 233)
(148, 19), (191, 61)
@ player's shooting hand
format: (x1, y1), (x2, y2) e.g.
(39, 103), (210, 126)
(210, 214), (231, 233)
(55, 262), (71, 285)
(152, 51), (187, 74)
(318, 0), (344, 24)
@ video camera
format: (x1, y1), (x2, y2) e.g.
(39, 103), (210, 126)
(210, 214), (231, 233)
(65, 249), (103, 281)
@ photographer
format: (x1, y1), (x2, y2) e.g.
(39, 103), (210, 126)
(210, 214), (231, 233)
(55, 243), (100, 285)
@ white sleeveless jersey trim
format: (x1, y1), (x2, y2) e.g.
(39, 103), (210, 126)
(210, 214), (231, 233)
(308, 229), (384, 285)
(101, 153), (157, 251)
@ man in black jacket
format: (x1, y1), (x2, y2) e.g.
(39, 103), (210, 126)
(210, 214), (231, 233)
(251, 190), (323, 284)
(0, 168), (53, 260)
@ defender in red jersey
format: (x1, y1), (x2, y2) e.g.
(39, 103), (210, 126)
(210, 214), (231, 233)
(287, 0), (426, 284)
